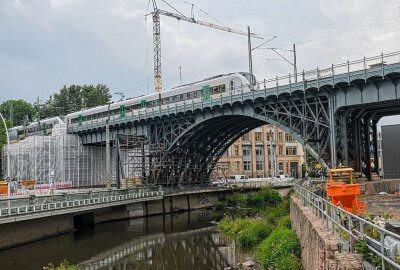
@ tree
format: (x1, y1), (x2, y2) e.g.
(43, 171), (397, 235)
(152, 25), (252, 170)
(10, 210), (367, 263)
(0, 100), (34, 126)
(38, 84), (111, 118)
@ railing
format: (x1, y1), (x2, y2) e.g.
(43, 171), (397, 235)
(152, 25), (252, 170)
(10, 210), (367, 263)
(0, 188), (163, 218)
(295, 184), (400, 270)
(67, 51), (400, 134)
(258, 51), (400, 89)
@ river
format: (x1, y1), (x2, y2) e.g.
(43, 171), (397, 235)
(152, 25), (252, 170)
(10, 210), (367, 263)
(0, 210), (250, 270)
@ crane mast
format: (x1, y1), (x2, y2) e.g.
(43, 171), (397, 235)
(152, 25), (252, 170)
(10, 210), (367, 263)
(151, 0), (263, 93)
(152, 1), (162, 93)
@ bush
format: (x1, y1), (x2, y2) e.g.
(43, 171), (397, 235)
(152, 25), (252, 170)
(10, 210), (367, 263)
(246, 188), (282, 208)
(237, 220), (273, 248)
(256, 227), (301, 270)
(277, 216), (292, 229)
(218, 217), (253, 236)
(44, 259), (78, 270)
(354, 238), (381, 267)
(263, 199), (290, 226)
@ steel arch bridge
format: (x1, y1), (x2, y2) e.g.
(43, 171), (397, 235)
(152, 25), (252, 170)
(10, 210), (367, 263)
(69, 52), (400, 184)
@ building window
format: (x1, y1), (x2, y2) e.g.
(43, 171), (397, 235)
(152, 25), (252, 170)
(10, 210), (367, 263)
(256, 160), (264, 171)
(234, 161), (240, 171)
(278, 145), (283, 156)
(286, 146), (297, 156)
(266, 131), (274, 141)
(242, 133), (250, 141)
(242, 145), (251, 156)
(243, 160), (251, 171)
(255, 146), (263, 156)
(219, 162), (230, 171)
(255, 132), (263, 142)
(285, 134), (295, 142)
(234, 145), (239, 156)
(279, 162), (284, 174)
(278, 131), (283, 142)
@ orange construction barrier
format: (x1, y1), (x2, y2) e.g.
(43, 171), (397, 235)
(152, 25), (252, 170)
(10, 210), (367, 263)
(326, 168), (366, 215)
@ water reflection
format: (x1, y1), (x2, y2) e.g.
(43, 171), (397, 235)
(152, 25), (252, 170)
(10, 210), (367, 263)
(0, 210), (245, 270)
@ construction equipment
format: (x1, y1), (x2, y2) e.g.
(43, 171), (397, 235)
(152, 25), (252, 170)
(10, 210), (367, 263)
(326, 167), (366, 215)
(150, 0), (263, 93)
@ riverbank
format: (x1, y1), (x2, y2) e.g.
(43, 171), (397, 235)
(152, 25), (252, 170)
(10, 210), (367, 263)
(216, 187), (302, 270)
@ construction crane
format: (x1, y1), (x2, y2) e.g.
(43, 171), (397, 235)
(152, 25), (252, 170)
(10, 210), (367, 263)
(151, 0), (263, 93)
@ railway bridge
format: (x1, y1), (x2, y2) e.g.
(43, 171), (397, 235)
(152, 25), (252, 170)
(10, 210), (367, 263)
(68, 52), (400, 184)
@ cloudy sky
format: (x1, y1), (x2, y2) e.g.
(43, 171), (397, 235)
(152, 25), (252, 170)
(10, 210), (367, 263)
(1, 0), (400, 108)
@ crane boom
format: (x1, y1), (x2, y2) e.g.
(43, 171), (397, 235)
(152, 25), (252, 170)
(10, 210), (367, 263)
(151, 1), (263, 93)
(156, 9), (263, 39)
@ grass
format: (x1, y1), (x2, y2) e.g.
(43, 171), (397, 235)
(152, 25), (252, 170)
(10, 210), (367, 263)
(216, 187), (302, 269)
(44, 260), (78, 270)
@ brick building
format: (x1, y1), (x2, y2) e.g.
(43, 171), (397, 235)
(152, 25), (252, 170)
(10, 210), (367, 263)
(212, 125), (304, 179)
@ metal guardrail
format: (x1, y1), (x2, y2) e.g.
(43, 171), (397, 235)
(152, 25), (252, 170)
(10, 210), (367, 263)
(67, 51), (400, 133)
(295, 184), (400, 270)
(0, 189), (163, 218)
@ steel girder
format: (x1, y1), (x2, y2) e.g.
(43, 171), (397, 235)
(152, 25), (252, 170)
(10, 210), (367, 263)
(253, 92), (332, 163)
(147, 90), (335, 184)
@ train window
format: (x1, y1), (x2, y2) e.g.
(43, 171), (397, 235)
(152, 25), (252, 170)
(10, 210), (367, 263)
(180, 94), (184, 101)
(230, 80), (234, 91)
(186, 93), (191, 99)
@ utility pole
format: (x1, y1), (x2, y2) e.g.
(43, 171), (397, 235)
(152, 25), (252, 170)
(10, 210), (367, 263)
(293, 43), (297, 82)
(0, 113), (11, 199)
(106, 103), (111, 188)
(9, 103), (13, 126)
(248, 26), (254, 87)
(269, 129), (277, 181)
(179, 66), (182, 85)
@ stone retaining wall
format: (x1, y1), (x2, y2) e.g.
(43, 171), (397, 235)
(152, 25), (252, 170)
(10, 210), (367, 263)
(290, 196), (363, 270)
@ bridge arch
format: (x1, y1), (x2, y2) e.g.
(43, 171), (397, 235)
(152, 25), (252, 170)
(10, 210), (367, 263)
(152, 101), (330, 184)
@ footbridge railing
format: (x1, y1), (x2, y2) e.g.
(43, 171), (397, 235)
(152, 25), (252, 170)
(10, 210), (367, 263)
(294, 184), (400, 270)
(0, 188), (163, 218)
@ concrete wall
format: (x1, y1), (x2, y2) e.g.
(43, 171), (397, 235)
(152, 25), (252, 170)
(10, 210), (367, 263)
(0, 215), (73, 250)
(0, 189), (231, 250)
(363, 179), (400, 194)
(290, 196), (363, 270)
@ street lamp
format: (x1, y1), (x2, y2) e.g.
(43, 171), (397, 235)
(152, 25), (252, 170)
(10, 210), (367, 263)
(0, 113), (11, 198)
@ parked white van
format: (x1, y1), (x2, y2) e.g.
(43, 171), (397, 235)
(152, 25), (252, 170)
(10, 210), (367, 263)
(228, 175), (249, 182)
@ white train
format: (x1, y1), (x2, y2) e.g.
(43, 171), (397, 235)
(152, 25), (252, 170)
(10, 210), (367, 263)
(9, 117), (65, 141)
(9, 72), (257, 140)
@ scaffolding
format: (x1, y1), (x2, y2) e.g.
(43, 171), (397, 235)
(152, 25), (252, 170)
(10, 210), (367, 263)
(115, 134), (167, 187)
(2, 124), (108, 187)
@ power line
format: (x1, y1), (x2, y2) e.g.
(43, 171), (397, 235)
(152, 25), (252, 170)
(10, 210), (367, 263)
(298, 27), (400, 55)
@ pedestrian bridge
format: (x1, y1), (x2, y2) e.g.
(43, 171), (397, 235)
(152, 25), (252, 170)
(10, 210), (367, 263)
(69, 51), (400, 184)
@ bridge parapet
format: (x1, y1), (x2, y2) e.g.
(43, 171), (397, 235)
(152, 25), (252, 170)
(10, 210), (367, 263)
(68, 52), (400, 134)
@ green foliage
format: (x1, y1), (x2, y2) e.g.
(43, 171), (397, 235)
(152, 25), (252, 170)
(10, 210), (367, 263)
(354, 238), (381, 267)
(237, 220), (273, 248)
(255, 227), (302, 270)
(364, 225), (380, 240)
(45, 259), (78, 270)
(38, 84), (111, 118)
(246, 187), (282, 208)
(263, 199), (290, 226)
(277, 216), (292, 229)
(0, 99), (34, 126)
(216, 190), (302, 269)
(218, 218), (252, 236)
(215, 188), (282, 212)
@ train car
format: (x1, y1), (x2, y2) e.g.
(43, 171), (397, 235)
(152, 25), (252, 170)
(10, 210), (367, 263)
(8, 116), (65, 141)
(66, 72), (257, 128)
